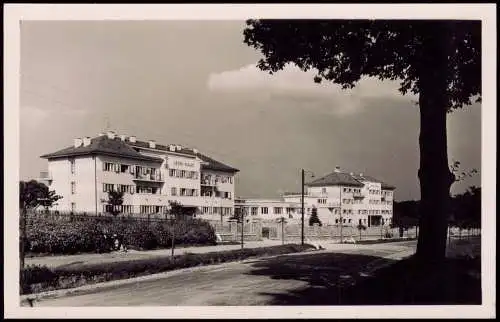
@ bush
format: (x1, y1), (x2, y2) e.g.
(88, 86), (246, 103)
(25, 215), (217, 255)
(20, 265), (58, 294)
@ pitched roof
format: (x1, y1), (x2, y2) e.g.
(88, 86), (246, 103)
(307, 170), (396, 190)
(195, 153), (239, 173)
(40, 136), (163, 162)
(307, 171), (364, 187)
(351, 174), (396, 190)
(40, 134), (239, 173)
(127, 140), (196, 157)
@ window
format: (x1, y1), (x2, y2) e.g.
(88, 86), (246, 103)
(274, 207), (283, 215)
(322, 187), (327, 194)
(122, 205), (133, 213)
(104, 162), (114, 172)
(71, 182), (76, 194)
(136, 186), (157, 194)
(171, 187), (177, 196)
(71, 202), (76, 212)
(103, 183), (114, 192)
(169, 169), (175, 177)
(251, 207), (258, 215)
(70, 159), (75, 174)
(261, 207), (268, 214)
(120, 164), (129, 173)
(335, 219), (339, 224)
(348, 219), (352, 223)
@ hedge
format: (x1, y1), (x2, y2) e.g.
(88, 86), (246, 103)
(21, 243), (316, 295)
(25, 216), (217, 255)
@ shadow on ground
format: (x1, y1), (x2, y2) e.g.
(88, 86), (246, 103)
(246, 252), (482, 305)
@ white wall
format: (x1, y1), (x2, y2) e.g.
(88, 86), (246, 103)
(48, 156), (97, 213)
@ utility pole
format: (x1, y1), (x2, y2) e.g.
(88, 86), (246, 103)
(301, 169), (305, 246)
(278, 216), (286, 245)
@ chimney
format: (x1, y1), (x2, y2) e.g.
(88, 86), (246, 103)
(359, 173), (364, 177)
(98, 132), (105, 137)
(192, 148), (198, 154)
(120, 135), (126, 141)
(334, 166), (341, 173)
(349, 172), (354, 176)
(74, 138), (83, 148)
(169, 144), (175, 152)
(107, 131), (116, 139)
(83, 137), (91, 146)
(176, 145), (182, 151)
(129, 136), (136, 143)
(149, 140), (156, 149)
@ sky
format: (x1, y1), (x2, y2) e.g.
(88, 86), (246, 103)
(19, 20), (482, 201)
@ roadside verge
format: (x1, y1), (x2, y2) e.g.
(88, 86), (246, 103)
(20, 243), (316, 305)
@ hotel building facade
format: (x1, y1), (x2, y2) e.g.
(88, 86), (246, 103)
(39, 131), (239, 219)
(235, 167), (395, 227)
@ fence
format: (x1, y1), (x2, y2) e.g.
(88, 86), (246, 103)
(261, 220), (419, 243)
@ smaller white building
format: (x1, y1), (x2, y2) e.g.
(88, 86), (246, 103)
(236, 166), (395, 227)
(234, 198), (301, 221)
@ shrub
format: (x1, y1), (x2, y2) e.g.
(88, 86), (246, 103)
(20, 265), (58, 294)
(25, 215), (217, 255)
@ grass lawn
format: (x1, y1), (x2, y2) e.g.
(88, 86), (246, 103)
(21, 243), (316, 295)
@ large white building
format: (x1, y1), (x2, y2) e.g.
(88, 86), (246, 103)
(39, 131), (239, 219)
(236, 166), (395, 227)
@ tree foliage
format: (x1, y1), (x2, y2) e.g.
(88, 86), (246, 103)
(244, 19), (481, 111)
(19, 180), (62, 211)
(450, 186), (481, 229)
(309, 207), (322, 226)
(107, 190), (124, 217)
(243, 19), (481, 264)
(168, 200), (197, 220)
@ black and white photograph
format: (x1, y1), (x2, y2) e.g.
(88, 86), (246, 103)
(3, 3), (496, 319)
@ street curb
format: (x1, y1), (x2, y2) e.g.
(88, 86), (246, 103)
(20, 248), (318, 306)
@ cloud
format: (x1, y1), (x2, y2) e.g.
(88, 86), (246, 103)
(20, 105), (88, 128)
(207, 64), (417, 115)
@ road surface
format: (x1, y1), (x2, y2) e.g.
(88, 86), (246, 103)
(31, 240), (417, 306)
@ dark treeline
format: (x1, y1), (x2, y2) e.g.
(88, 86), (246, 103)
(393, 186), (481, 229)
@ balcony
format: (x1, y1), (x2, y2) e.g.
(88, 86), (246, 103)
(200, 179), (223, 187)
(352, 191), (365, 199)
(133, 173), (164, 182)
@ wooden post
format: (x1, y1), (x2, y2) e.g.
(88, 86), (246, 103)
(171, 217), (175, 257)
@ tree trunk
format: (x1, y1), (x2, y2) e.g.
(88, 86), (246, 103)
(415, 23), (454, 266)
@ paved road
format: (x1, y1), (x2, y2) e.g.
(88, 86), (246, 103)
(32, 240), (417, 306)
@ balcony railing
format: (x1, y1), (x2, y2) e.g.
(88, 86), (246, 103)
(352, 192), (365, 198)
(201, 179), (223, 187)
(133, 173), (164, 182)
